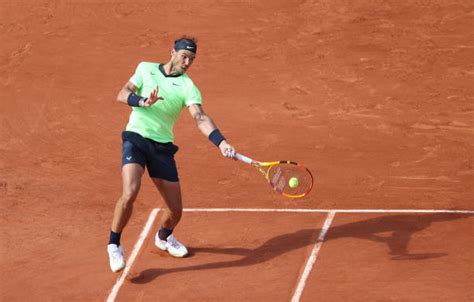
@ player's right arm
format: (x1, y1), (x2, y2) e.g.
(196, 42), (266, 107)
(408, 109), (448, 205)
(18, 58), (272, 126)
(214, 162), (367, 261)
(116, 81), (162, 107)
(116, 81), (138, 104)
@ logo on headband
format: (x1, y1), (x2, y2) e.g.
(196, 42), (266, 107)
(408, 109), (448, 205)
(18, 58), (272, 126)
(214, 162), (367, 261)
(174, 39), (197, 54)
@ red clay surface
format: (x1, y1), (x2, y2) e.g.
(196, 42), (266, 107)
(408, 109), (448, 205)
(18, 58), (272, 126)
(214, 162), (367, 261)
(1, 1), (473, 301)
(120, 212), (327, 301)
(304, 213), (474, 301)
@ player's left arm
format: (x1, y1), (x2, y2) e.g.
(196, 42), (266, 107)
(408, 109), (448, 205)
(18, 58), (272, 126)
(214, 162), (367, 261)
(188, 103), (236, 158)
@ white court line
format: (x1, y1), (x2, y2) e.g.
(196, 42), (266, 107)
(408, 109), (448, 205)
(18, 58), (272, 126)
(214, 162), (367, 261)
(183, 208), (474, 214)
(106, 208), (159, 302)
(291, 211), (336, 302)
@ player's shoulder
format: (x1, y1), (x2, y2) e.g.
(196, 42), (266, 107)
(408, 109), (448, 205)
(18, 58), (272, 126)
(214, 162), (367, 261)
(179, 73), (198, 87)
(136, 61), (160, 72)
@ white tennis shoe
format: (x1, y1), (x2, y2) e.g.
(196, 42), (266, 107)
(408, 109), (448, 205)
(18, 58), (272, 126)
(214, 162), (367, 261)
(107, 244), (126, 272)
(155, 233), (188, 257)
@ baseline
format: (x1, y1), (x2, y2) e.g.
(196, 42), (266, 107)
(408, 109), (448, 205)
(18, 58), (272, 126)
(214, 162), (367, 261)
(184, 208), (474, 214)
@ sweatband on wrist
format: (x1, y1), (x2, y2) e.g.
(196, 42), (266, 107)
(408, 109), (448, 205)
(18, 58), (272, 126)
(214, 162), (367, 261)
(208, 129), (225, 147)
(127, 93), (146, 107)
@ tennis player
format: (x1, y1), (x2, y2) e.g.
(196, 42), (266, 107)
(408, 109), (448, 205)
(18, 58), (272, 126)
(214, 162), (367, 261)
(107, 36), (236, 272)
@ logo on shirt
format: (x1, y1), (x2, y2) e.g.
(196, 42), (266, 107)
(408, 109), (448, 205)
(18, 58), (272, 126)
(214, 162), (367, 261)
(172, 83), (180, 86)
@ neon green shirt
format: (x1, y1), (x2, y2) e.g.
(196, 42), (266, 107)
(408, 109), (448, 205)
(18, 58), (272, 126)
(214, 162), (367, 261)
(126, 61), (202, 143)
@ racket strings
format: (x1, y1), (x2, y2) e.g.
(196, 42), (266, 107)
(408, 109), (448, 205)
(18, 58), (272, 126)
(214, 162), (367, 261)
(267, 164), (313, 197)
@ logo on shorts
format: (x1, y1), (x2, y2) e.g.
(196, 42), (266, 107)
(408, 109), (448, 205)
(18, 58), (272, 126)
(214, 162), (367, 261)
(126, 156), (132, 161)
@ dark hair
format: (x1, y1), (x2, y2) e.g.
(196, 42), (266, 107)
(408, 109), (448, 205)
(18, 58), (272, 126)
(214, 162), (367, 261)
(174, 35), (198, 54)
(174, 35), (198, 45)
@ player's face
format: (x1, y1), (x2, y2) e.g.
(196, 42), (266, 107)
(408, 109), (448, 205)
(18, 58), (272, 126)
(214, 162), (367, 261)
(171, 49), (196, 74)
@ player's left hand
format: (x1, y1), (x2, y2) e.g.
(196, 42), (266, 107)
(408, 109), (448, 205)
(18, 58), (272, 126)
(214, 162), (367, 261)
(143, 86), (164, 107)
(219, 141), (236, 159)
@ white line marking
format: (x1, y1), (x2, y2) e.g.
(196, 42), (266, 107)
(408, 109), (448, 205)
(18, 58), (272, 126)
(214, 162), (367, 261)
(182, 208), (474, 214)
(106, 208), (159, 302)
(332, 209), (474, 213)
(291, 211), (336, 302)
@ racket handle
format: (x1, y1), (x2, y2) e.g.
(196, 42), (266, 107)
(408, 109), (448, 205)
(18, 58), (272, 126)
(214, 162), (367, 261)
(235, 153), (255, 165)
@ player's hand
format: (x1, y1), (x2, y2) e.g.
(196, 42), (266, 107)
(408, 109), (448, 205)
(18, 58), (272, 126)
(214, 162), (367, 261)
(219, 141), (236, 159)
(143, 86), (164, 107)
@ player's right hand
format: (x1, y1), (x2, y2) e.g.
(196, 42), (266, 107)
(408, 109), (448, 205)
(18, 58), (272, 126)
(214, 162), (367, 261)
(143, 86), (164, 107)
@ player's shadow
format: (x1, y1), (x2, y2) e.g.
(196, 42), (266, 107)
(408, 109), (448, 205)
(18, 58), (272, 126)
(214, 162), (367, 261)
(324, 212), (471, 261)
(130, 212), (472, 284)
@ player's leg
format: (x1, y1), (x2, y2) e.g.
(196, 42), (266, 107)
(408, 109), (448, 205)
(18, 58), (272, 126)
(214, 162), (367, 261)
(107, 164), (144, 272)
(145, 141), (188, 257)
(110, 134), (147, 244)
(151, 178), (188, 257)
(111, 163), (144, 233)
(152, 178), (183, 229)
(108, 163), (144, 272)
(108, 133), (147, 272)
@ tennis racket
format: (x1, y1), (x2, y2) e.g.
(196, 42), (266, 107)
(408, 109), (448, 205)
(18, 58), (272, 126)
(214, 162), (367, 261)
(235, 153), (313, 198)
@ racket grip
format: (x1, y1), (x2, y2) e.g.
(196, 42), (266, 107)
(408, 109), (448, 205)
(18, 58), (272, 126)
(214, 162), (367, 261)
(235, 153), (254, 165)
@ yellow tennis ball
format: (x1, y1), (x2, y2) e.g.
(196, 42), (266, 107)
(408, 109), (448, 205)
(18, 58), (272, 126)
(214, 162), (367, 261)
(288, 177), (299, 188)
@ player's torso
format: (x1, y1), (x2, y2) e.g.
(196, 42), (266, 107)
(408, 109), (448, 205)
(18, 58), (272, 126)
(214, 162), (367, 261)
(137, 63), (189, 118)
(127, 62), (194, 143)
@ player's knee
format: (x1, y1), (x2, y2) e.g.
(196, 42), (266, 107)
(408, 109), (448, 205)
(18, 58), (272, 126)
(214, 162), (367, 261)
(118, 197), (134, 211)
(121, 188), (139, 205)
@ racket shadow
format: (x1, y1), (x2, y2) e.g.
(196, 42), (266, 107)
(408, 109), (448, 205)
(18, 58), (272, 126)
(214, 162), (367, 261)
(130, 212), (472, 284)
(324, 212), (473, 261)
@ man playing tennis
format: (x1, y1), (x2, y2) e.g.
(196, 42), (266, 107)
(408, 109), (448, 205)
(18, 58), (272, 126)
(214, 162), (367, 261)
(107, 36), (236, 272)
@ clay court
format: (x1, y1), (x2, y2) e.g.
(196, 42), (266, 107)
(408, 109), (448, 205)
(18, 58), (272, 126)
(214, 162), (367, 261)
(1, 0), (473, 301)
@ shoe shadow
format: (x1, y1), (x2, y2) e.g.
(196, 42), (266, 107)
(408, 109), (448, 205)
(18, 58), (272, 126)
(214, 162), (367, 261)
(130, 212), (472, 284)
(186, 247), (251, 258)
